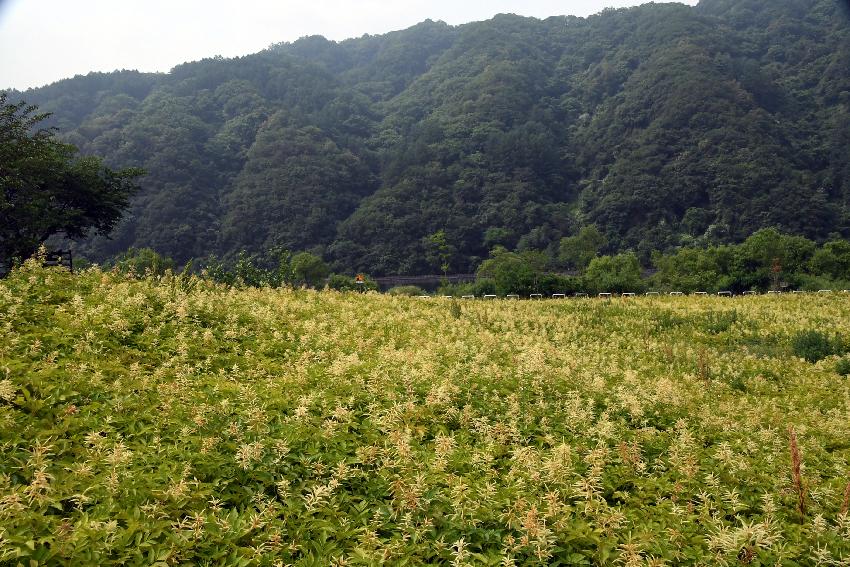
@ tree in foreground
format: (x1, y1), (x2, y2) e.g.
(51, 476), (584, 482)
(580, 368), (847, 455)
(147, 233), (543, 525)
(0, 93), (143, 266)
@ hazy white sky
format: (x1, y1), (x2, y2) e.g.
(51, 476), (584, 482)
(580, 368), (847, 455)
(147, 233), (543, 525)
(1, 0), (698, 91)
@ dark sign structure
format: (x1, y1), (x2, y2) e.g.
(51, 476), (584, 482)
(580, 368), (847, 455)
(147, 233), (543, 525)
(1, 249), (73, 277)
(43, 249), (73, 272)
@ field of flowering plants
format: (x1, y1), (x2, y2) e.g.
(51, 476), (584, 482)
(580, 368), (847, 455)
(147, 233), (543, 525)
(2, 261), (850, 566)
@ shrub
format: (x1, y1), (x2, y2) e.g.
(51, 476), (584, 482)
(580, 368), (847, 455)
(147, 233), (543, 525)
(796, 274), (850, 293)
(652, 310), (688, 333)
(438, 279), (495, 297)
(203, 249), (333, 288)
(472, 279), (497, 296)
(836, 358), (850, 376)
(232, 251), (267, 287)
(701, 310), (739, 334)
(204, 255), (235, 285)
(326, 273), (378, 292)
(113, 247), (175, 277)
(387, 285), (425, 296)
(538, 274), (582, 296)
(792, 330), (838, 362)
(205, 250), (287, 288)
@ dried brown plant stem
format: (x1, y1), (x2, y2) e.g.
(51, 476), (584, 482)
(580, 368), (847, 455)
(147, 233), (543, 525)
(788, 425), (806, 523)
(841, 481), (850, 518)
(697, 347), (709, 382)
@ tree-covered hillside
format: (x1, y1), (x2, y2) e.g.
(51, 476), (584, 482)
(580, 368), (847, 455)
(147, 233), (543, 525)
(8, 0), (850, 274)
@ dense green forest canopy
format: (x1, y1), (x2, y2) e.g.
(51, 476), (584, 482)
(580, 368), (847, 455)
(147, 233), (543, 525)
(7, 0), (850, 275)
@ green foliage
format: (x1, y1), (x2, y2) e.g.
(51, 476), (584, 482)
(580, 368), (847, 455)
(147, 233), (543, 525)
(437, 279), (496, 297)
(836, 358), (850, 376)
(219, 118), (375, 256)
(651, 247), (731, 293)
(538, 273), (582, 296)
(423, 230), (455, 276)
(2, 265), (850, 564)
(699, 310), (739, 334)
(326, 273), (378, 292)
(460, 231), (850, 295)
(477, 247), (548, 296)
(113, 247), (175, 277)
(791, 330), (843, 363)
(584, 253), (645, 294)
(795, 273), (850, 293)
(733, 229), (817, 291)
(18, 0), (850, 274)
(0, 94), (143, 266)
(291, 252), (330, 287)
(387, 285), (426, 296)
(203, 249), (329, 289)
(649, 232), (850, 293)
(809, 240), (850, 280)
(558, 225), (607, 272)
(232, 250), (270, 287)
(203, 254), (233, 285)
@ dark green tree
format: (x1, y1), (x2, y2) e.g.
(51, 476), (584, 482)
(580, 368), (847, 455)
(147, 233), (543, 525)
(558, 226), (607, 272)
(650, 247), (727, 293)
(809, 239), (850, 280)
(424, 230), (455, 277)
(477, 247), (546, 296)
(731, 228), (816, 290)
(0, 94), (142, 266)
(584, 253), (645, 294)
(291, 251), (330, 287)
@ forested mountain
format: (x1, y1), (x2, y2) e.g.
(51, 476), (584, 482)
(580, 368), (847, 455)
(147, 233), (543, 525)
(7, 0), (850, 274)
